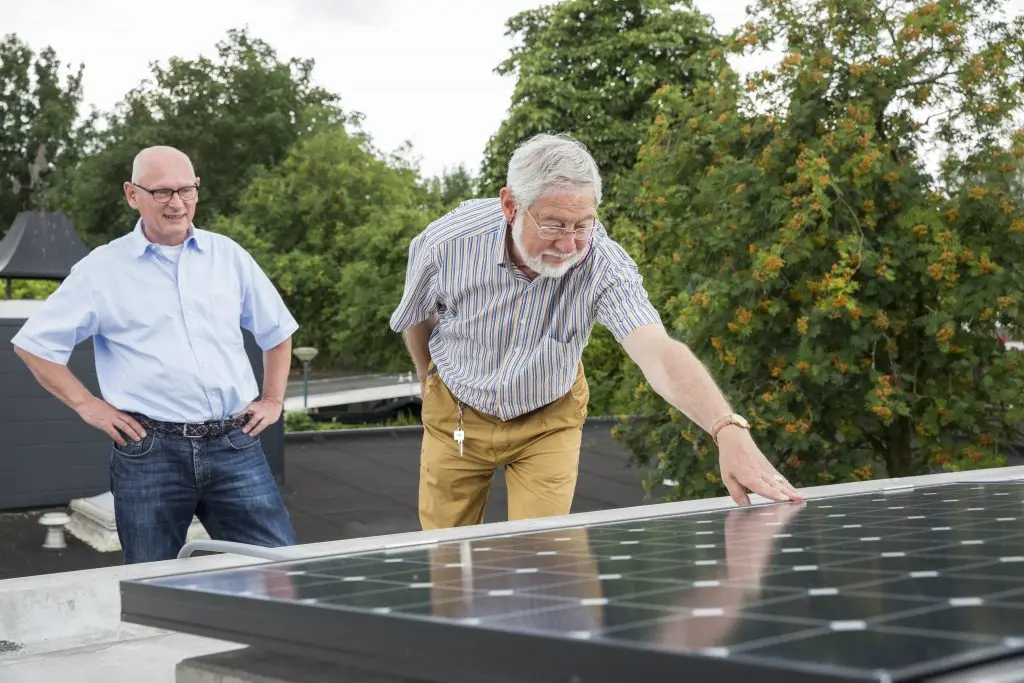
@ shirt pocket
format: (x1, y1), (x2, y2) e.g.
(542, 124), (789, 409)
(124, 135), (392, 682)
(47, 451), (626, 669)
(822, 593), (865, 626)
(536, 335), (584, 374)
(200, 280), (245, 345)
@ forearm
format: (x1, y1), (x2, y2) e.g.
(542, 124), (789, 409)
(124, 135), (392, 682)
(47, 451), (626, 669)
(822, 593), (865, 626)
(626, 326), (799, 504)
(261, 337), (292, 405)
(14, 347), (96, 414)
(402, 315), (438, 379)
(646, 337), (734, 434)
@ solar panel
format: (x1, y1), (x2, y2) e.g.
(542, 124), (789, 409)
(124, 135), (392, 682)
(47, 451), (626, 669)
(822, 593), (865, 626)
(121, 480), (1024, 682)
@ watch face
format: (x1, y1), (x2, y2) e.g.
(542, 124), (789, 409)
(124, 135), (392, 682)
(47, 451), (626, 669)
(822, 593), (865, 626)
(734, 414), (750, 428)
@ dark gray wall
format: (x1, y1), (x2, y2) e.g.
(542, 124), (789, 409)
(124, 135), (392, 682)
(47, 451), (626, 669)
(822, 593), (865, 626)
(246, 336), (284, 482)
(0, 321), (284, 511)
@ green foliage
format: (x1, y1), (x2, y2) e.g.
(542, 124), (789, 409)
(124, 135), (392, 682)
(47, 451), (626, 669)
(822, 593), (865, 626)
(0, 34), (91, 234)
(424, 164), (480, 212)
(479, 0), (720, 196)
(615, 0), (1024, 500)
(54, 28), (347, 247)
(2, 28), (481, 379)
(284, 411), (318, 433)
(284, 410), (420, 433)
(0, 279), (59, 300)
(479, 0), (722, 414)
(213, 124), (440, 372)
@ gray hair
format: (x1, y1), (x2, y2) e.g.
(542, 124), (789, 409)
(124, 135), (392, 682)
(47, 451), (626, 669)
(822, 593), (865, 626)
(505, 133), (602, 210)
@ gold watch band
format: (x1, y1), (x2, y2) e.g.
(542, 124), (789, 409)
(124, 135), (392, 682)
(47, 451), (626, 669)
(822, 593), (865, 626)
(710, 413), (749, 445)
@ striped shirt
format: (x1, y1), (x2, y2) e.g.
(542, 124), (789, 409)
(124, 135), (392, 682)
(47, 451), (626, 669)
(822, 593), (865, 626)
(389, 198), (662, 421)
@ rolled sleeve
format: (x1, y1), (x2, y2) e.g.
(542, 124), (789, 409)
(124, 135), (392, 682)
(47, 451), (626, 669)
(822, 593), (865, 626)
(240, 252), (299, 350)
(389, 233), (439, 332)
(594, 246), (663, 343)
(10, 266), (99, 365)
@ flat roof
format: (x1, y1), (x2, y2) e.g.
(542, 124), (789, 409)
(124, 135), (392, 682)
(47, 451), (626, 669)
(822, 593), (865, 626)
(2, 424), (656, 580)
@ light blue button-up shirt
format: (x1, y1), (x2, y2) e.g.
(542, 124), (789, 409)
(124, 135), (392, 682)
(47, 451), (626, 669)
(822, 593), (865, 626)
(11, 221), (299, 423)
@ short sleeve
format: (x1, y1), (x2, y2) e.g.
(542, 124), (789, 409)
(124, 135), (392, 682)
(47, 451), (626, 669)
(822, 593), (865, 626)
(594, 244), (663, 343)
(389, 233), (439, 332)
(239, 250), (299, 350)
(10, 262), (100, 365)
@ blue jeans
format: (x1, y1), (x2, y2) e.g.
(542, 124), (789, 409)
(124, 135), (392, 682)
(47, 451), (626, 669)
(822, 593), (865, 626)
(109, 425), (296, 564)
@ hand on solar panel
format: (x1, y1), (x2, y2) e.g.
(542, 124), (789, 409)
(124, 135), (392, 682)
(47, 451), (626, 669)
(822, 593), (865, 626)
(716, 427), (802, 505)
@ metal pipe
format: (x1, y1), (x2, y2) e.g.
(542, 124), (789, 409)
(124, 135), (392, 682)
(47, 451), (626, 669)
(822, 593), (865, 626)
(302, 360), (310, 410)
(176, 539), (295, 561)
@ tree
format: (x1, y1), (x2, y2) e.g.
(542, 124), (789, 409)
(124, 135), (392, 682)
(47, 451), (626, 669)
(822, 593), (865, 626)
(0, 34), (91, 234)
(54, 28), (347, 247)
(614, 0), (1024, 500)
(479, 0), (722, 414)
(479, 0), (719, 197)
(212, 124), (439, 372)
(425, 163), (479, 211)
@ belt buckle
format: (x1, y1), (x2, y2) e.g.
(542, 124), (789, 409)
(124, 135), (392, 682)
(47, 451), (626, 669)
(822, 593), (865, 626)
(182, 422), (209, 438)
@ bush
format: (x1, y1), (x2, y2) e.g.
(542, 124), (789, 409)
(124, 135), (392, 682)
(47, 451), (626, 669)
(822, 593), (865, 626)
(615, 0), (1024, 500)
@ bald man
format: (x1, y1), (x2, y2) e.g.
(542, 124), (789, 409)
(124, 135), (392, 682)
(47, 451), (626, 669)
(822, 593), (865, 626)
(11, 146), (299, 564)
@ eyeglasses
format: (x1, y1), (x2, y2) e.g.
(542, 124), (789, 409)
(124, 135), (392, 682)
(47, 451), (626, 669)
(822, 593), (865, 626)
(525, 208), (596, 241)
(132, 182), (199, 203)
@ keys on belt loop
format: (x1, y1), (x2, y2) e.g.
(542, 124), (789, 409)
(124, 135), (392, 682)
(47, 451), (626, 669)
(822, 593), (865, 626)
(454, 402), (465, 457)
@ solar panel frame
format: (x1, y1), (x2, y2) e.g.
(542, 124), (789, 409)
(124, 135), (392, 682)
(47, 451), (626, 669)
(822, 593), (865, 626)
(120, 478), (1024, 683)
(121, 578), (874, 683)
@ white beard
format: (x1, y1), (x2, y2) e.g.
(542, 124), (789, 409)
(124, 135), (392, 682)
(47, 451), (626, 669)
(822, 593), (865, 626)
(511, 214), (581, 278)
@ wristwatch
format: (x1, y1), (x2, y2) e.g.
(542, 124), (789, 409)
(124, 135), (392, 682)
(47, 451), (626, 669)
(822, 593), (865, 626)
(710, 413), (750, 444)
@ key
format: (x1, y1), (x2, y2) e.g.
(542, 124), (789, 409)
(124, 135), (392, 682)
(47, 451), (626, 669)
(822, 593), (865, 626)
(454, 429), (464, 457)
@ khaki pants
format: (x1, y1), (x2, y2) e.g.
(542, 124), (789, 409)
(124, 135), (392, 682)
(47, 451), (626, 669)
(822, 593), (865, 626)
(418, 362), (589, 530)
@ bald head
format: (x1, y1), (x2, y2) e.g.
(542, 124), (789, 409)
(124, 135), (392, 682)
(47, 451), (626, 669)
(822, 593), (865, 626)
(124, 145), (201, 246)
(131, 146), (195, 185)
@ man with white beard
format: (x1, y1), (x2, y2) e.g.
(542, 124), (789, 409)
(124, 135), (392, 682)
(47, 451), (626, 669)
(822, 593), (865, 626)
(390, 133), (802, 530)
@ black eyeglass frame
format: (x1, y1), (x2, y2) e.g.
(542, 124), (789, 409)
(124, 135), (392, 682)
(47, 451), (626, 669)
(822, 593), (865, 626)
(131, 181), (200, 203)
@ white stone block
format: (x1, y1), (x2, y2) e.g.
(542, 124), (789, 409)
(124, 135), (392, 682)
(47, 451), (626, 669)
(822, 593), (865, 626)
(66, 491), (209, 553)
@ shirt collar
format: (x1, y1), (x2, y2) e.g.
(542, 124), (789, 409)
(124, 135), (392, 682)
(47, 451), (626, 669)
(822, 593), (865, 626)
(494, 213), (514, 267)
(129, 219), (202, 257)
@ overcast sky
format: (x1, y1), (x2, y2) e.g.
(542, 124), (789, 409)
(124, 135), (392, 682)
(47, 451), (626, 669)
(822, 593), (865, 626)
(5, 0), (757, 180)
(6, 0), (1022, 180)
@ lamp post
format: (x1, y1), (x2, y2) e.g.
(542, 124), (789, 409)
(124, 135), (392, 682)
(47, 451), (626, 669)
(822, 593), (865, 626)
(292, 346), (318, 411)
